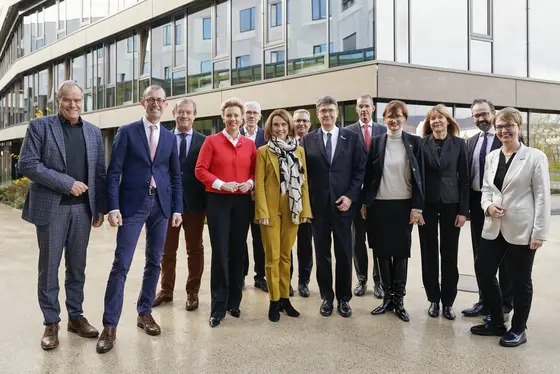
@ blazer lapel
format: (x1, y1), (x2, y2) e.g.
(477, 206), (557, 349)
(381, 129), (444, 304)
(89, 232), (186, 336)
(331, 130), (346, 165)
(267, 147), (280, 181)
(427, 136), (441, 168)
(316, 130), (329, 164)
(502, 145), (528, 192)
(439, 135), (453, 167)
(137, 121), (152, 161)
(82, 124), (93, 174)
(378, 134), (387, 170)
(50, 116), (67, 166)
(491, 135), (502, 151)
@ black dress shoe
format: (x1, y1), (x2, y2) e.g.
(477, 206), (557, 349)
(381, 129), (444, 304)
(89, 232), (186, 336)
(320, 300), (333, 317)
(373, 283), (384, 299)
(354, 281), (367, 297)
(499, 331), (527, 347)
(337, 301), (352, 318)
(227, 308), (241, 318)
(470, 323), (507, 336)
(462, 302), (486, 317)
(443, 306), (456, 320)
(428, 302), (440, 317)
(298, 283), (310, 298)
(254, 277), (268, 292)
(209, 317), (221, 328)
(484, 312), (510, 323)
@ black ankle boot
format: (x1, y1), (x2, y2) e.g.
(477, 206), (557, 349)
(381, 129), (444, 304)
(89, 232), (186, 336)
(268, 300), (280, 322)
(393, 258), (410, 322)
(280, 298), (300, 317)
(371, 258), (394, 315)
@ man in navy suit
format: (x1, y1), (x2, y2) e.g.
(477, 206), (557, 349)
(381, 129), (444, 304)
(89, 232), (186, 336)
(96, 85), (183, 354)
(345, 94), (387, 299)
(240, 100), (268, 293)
(303, 95), (367, 318)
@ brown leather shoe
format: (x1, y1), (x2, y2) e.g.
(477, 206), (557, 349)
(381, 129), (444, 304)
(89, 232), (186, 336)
(68, 316), (99, 338)
(96, 326), (117, 354)
(153, 292), (173, 307)
(41, 324), (59, 350)
(137, 314), (161, 336)
(186, 293), (199, 311)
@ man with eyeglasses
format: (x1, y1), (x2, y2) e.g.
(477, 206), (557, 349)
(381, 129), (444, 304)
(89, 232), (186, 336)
(240, 101), (268, 293)
(96, 85), (183, 354)
(345, 94), (387, 300)
(289, 109), (314, 297)
(462, 99), (513, 322)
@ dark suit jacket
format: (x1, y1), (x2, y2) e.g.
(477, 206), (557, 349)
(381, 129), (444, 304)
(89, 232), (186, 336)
(18, 115), (107, 226)
(467, 131), (501, 185)
(362, 132), (424, 211)
(106, 119), (183, 219)
(303, 127), (366, 217)
(420, 135), (469, 215)
(345, 121), (387, 150)
(177, 130), (207, 214)
(240, 126), (266, 148)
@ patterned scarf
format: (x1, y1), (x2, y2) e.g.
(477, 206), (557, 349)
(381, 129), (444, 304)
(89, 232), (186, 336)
(267, 137), (305, 224)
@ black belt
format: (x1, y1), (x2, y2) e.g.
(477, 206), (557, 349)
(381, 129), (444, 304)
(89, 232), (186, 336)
(149, 187), (157, 196)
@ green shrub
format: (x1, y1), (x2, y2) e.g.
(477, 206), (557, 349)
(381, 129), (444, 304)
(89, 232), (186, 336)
(0, 177), (30, 209)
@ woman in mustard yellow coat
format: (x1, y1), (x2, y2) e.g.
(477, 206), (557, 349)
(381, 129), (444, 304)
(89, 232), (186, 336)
(255, 109), (312, 322)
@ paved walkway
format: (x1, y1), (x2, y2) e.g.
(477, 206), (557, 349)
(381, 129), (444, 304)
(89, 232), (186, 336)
(0, 204), (559, 373)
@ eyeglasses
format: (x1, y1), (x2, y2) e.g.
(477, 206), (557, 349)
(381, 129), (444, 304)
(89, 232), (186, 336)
(495, 123), (517, 131)
(245, 110), (260, 116)
(144, 97), (166, 105)
(472, 112), (490, 119)
(295, 119), (309, 123)
(318, 109), (337, 115)
(385, 115), (404, 121)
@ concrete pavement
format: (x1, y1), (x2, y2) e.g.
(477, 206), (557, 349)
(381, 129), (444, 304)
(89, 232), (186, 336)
(0, 203), (559, 374)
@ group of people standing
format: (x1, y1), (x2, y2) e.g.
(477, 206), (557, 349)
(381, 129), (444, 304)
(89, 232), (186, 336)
(18, 80), (550, 355)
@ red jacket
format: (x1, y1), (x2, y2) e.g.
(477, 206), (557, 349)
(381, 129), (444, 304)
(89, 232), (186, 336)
(195, 132), (256, 194)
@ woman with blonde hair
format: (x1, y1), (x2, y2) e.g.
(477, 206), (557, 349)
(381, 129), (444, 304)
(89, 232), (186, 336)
(419, 104), (469, 320)
(255, 109), (312, 322)
(195, 98), (256, 328)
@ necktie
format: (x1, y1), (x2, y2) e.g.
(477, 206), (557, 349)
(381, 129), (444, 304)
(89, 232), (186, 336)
(149, 125), (157, 188)
(479, 132), (488, 188)
(363, 124), (371, 150)
(326, 132), (332, 165)
(179, 133), (188, 164)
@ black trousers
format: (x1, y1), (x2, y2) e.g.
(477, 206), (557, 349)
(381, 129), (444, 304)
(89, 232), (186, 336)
(206, 193), (251, 318)
(476, 233), (535, 333)
(312, 212), (353, 303)
(352, 206), (380, 284)
(290, 222), (313, 285)
(418, 201), (460, 306)
(470, 190), (513, 312)
(243, 199), (266, 280)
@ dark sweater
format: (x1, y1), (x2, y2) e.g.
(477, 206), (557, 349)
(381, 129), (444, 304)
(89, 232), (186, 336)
(59, 115), (89, 205)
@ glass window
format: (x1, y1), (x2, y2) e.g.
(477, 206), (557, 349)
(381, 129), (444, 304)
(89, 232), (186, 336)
(454, 107), (478, 138)
(66, 0), (81, 34)
(72, 54), (86, 89)
(172, 70), (186, 96)
(174, 14), (185, 67)
(193, 118), (214, 136)
(82, 0), (91, 23)
(38, 69), (49, 113)
(312, 0), (328, 20)
(265, 47), (285, 79)
(163, 25), (172, 46)
(313, 43), (333, 55)
(410, 0), (468, 70)
(342, 33), (356, 52)
(240, 7), (256, 32)
(151, 21), (173, 97)
(58, 0), (66, 30)
(108, 42), (116, 85)
(375, 0), (394, 61)
(376, 102), (433, 135)
(267, 0), (283, 43)
(188, 6), (212, 92)
(30, 12), (37, 52)
(139, 28), (150, 77)
(95, 48), (105, 110)
(44, 4), (57, 46)
(86, 51), (93, 89)
(470, 40), (492, 73)
(109, 0), (119, 14)
(213, 60), (230, 89)
(471, 0), (490, 36)
(395, 0), (409, 63)
(92, 0), (108, 23)
(270, 2), (281, 27)
(528, 112), (560, 184)
(23, 15), (32, 55)
(216, 0), (229, 57)
(232, 0), (262, 85)
(528, 1), (560, 81)
(493, 0), (526, 77)
(116, 37), (134, 105)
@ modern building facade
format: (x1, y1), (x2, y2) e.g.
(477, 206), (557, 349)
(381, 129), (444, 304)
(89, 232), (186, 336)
(0, 0), (559, 186)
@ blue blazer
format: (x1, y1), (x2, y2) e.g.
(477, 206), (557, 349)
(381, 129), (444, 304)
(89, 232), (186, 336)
(106, 120), (183, 218)
(240, 126), (266, 148)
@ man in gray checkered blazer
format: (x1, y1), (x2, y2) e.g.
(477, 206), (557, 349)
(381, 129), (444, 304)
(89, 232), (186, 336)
(18, 81), (107, 350)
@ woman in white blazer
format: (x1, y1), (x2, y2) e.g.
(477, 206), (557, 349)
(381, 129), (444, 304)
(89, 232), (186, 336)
(470, 107), (551, 348)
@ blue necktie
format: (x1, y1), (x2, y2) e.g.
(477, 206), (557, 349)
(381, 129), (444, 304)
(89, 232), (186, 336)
(326, 132), (332, 165)
(179, 133), (188, 164)
(479, 133), (488, 187)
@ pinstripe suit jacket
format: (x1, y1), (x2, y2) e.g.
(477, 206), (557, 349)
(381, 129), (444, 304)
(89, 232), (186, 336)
(18, 115), (107, 226)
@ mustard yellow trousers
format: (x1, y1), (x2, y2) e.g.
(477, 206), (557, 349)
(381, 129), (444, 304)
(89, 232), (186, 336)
(260, 194), (299, 301)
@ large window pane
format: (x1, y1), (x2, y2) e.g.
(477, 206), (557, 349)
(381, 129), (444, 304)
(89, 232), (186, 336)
(117, 37), (134, 105)
(174, 14), (185, 67)
(45, 4), (57, 46)
(193, 118), (213, 136)
(214, 60), (230, 89)
(58, 0), (66, 30)
(172, 70), (186, 96)
(151, 21), (173, 96)
(329, 0), (373, 68)
(454, 107), (478, 138)
(376, 102), (433, 135)
(410, 0), (468, 70)
(216, 0), (229, 57)
(264, 47), (285, 79)
(529, 112), (560, 184)
(493, 0), (526, 77)
(232, 0), (262, 85)
(82, 0), (91, 23)
(188, 6), (212, 93)
(108, 42), (116, 85)
(529, 1), (560, 81)
(95, 47), (105, 109)
(395, 0), (409, 63)
(376, 0), (394, 61)
(240, 7), (256, 32)
(23, 15), (32, 55)
(38, 69), (49, 113)
(92, 0), (109, 23)
(266, 0), (283, 43)
(287, 0), (325, 75)
(66, 0), (81, 34)
(470, 40), (492, 73)
(471, 0), (490, 36)
(72, 55), (86, 89)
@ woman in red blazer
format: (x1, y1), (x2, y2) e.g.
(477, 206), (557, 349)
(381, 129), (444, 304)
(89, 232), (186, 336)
(195, 98), (256, 328)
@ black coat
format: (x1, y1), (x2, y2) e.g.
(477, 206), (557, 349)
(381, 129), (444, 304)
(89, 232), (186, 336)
(180, 130), (207, 214)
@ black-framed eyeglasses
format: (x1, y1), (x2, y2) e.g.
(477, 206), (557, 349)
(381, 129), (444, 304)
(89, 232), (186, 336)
(495, 123), (517, 131)
(144, 97), (166, 104)
(295, 119), (309, 123)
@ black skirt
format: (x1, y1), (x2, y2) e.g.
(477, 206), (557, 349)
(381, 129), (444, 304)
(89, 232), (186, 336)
(366, 199), (413, 259)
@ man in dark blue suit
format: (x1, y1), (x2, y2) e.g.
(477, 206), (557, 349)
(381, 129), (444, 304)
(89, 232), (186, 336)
(345, 94), (387, 299)
(240, 100), (268, 293)
(96, 85), (183, 354)
(303, 96), (367, 318)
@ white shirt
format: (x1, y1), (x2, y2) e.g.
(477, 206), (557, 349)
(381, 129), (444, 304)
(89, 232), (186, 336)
(471, 127), (497, 191)
(321, 125), (339, 163)
(243, 126), (258, 142)
(143, 117), (160, 149)
(211, 129), (254, 191)
(174, 128), (193, 155)
(359, 119), (373, 143)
